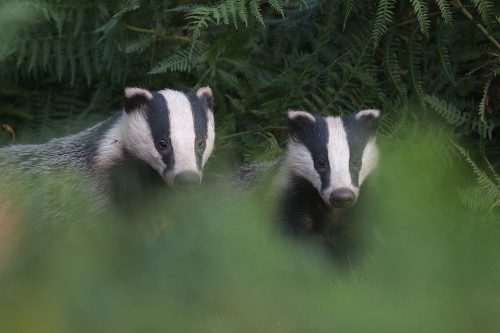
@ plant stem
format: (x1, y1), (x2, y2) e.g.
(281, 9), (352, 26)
(123, 24), (195, 43)
(219, 126), (286, 141)
(451, 0), (500, 51)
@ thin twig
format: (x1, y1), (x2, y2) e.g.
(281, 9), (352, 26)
(451, 0), (500, 51)
(123, 24), (195, 43)
(219, 126), (286, 141)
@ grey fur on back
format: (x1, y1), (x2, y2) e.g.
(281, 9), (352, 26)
(0, 115), (116, 177)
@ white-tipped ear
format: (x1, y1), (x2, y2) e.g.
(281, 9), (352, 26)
(124, 87), (153, 113)
(355, 109), (380, 120)
(197, 86), (214, 111)
(287, 110), (315, 122)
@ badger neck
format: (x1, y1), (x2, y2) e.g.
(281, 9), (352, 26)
(93, 111), (164, 196)
(281, 173), (344, 236)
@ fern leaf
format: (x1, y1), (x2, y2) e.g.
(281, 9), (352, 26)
(424, 95), (468, 126)
(410, 0), (430, 35)
(342, 0), (354, 30)
(249, 0), (264, 25)
(435, 0), (453, 25)
(437, 28), (456, 85)
(478, 78), (491, 123)
(268, 0), (284, 17)
(372, 0), (396, 49)
(384, 34), (407, 98)
(409, 32), (424, 105)
(471, 0), (493, 23)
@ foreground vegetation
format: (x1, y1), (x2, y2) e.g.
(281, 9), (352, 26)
(1, 134), (499, 332)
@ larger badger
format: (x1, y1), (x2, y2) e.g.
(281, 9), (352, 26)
(0, 86), (215, 203)
(279, 109), (380, 254)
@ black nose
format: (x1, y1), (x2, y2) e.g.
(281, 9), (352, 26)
(329, 188), (356, 208)
(174, 172), (201, 186)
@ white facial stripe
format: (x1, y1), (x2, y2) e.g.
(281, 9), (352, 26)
(123, 111), (166, 174)
(286, 140), (321, 190)
(160, 90), (199, 176)
(202, 109), (215, 167)
(359, 138), (378, 184)
(322, 117), (356, 201)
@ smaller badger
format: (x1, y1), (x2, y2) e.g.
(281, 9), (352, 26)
(279, 109), (380, 253)
(0, 86), (215, 203)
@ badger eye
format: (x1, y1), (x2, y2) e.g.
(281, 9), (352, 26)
(158, 139), (170, 151)
(196, 139), (205, 150)
(315, 158), (327, 170)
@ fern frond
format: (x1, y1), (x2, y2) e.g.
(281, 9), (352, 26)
(409, 32), (424, 105)
(186, 0), (275, 39)
(342, 0), (354, 30)
(384, 34), (407, 98)
(478, 77), (491, 122)
(410, 0), (430, 35)
(424, 95), (468, 126)
(437, 27), (456, 85)
(372, 0), (396, 49)
(470, 0), (493, 23)
(268, 0), (284, 17)
(435, 0), (453, 25)
(149, 46), (208, 74)
(249, 0), (264, 25)
(455, 143), (500, 212)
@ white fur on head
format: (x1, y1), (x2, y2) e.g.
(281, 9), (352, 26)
(359, 138), (378, 184)
(122, 111), (166, 176)
(197, 86), (215, 167)
(203, 109), (215, 167)
(321, 116), (359, 204)
(160, 89), (200, 184)
(285, 140), (322, 191)
(288, 110), (315, 122)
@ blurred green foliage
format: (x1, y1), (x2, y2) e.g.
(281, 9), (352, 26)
(1, 134), (499, 332)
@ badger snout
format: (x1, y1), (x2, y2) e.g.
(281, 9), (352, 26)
(329, 188), (356, 208)
(174, 171), (201, 186)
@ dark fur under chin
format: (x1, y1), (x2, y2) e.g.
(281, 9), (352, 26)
(106, 150), (169, 212)
(279, 175), (368, 260)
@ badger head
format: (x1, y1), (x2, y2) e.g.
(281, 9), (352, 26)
(286, 109), (380, 208)
(121, 86), (215, 186)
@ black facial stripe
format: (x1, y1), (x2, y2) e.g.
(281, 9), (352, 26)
(290, 116), (330, 190)
(148, 92), (174, 171)
(186, 93), (208, 170)
(341, 114), (375, 186)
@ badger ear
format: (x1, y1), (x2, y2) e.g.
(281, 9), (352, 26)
(197, 86), (214, 113)
(287, 110), (315, 139)
(124, 87), (153, 113)
(355, 109), (380, 130)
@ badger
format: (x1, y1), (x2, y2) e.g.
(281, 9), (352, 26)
(279, 109), (380, 254)
(0, 86), (215, 205)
